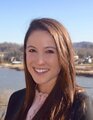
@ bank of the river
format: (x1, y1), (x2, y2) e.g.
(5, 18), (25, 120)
(0, 63), (93, 77)
(0, 66), (93, 119)
(0, 63), (24, 71)
(75, 64), (93, 77)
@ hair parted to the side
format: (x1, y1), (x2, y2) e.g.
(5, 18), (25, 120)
(15, 18), (77, 120)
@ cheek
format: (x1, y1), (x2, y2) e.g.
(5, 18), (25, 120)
(55, 62), (61, 72)
(26, 54), (35, 63)
(49, 57), (60, 69)
(26, 55), (33, 70)
(26, 55), (30, 64)
(26, 55), (33, 73)
(54, 57), (60, 69)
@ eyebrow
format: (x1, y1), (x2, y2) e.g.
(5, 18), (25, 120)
(26, 45), (57, 49)
(44, 46), (57, 50)
(26, 45), (36, 49)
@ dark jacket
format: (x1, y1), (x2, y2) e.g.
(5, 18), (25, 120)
(4, 89), (93, 120)
(4, 89), (25, 120)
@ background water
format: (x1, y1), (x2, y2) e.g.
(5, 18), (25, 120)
(0, 68), (25, 91)
(0, 67), (93, 119)
(0, 67), (93, 96)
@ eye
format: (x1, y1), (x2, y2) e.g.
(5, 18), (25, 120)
(46, 50), (55, 54)
(28, 49), (36, 53)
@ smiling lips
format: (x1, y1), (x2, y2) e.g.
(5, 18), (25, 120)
(33, 67), (49, 74)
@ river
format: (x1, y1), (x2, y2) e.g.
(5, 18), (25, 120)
(0, 67), (93, 119)
(0, 67), (93, 96)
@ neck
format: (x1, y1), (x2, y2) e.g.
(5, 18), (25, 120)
(37, 80), (56, 94)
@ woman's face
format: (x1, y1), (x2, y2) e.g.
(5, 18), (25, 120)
(26, 30), (61, 93)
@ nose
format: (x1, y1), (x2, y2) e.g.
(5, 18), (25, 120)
(36, 54), (45, 65)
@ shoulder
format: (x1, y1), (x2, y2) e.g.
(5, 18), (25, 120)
(74, 91), (92, 110)
(74, 91), (90, 105)
(7, 88), (26, 106)
(10, 88), (26, 100)
(4, 88), (26, 120)
(71, 92), (93, 120)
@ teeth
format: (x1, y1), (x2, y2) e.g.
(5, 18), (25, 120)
(34, 68), (48, 73)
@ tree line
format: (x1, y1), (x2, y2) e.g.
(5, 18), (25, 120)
(0, 41), (93, 63)
(73, 41), (93, 58)
(0, 42), (23, 63)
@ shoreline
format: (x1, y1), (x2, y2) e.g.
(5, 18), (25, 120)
(0, 63), (93, 77)
(0, 63), (24, 71)
(75, 64), (93, 77)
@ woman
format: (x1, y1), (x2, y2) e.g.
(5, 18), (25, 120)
(5, 18), (92, 120)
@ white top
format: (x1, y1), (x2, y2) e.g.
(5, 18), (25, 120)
(26, 90), (48, 120)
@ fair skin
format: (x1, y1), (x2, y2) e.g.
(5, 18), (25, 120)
(26, 30), (61, 94)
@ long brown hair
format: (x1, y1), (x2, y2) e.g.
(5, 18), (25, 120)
(16, 18), (77, 120)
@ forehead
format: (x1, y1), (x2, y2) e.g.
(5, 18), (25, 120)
(27, 30), (56, 47)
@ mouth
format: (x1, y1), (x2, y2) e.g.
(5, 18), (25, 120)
(33, 67), (49, 74)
